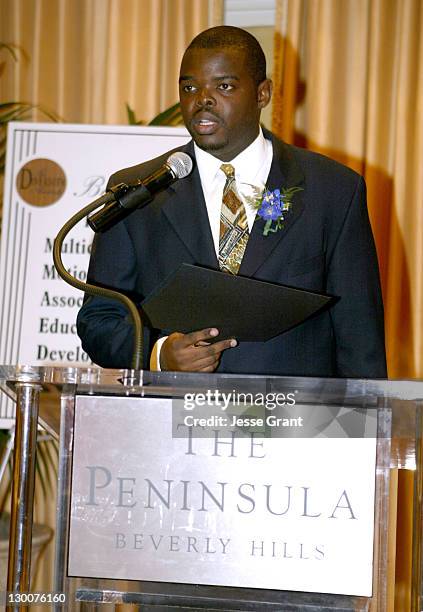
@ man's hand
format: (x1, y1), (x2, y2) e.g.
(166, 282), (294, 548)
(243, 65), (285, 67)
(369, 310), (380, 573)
(160, 328), (237, 372)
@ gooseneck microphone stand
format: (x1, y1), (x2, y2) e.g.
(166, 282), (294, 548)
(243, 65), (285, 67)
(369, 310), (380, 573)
(53, 185), (143, 370)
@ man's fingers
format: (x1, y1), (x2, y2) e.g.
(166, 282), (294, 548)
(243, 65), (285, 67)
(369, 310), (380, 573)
(197, 353), (222, 372)
(171, 329), (237, 353)
(206, 337), (237, 353)
(189, 337), (237, 361)
(198, 364), (219, 373)
(183, 327), (220, 347)
(193, 352), (221, 369)
(161, 330), (237, 372)
(190, 340), (237, 370)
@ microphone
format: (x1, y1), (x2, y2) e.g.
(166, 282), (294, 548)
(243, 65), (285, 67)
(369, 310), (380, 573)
(87, 151), (193, 232)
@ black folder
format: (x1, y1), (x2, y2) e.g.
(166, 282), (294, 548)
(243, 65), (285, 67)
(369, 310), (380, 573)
(141, 263), (333, 342)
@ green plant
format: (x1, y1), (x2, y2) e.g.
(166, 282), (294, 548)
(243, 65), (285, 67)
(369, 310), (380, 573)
(0, 42), (60, 509)
(0, 43), (60, 173)
(126, 101), (184, 127)
(0, 427), (58, 514)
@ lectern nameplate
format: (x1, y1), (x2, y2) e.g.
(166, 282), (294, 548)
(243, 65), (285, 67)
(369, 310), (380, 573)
(68, 395), (377, 596)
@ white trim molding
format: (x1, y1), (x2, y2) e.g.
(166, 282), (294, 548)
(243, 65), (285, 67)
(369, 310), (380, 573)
(224, 0), (276, 27)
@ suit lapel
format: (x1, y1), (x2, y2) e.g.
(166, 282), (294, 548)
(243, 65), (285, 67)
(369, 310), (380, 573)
(161, 135), (306, 275)
(162, 141), (218, 269)
(239, 134), (306, 277)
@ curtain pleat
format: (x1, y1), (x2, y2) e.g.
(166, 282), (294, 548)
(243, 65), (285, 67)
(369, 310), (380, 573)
(273, 0), (423, 379)
(0, 0), (209, 124)
(0, 0), (209, 601)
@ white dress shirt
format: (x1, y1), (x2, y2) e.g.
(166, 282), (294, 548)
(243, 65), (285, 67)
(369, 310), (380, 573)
(151, 129), (273, 369)
(194, 128), (273, 252)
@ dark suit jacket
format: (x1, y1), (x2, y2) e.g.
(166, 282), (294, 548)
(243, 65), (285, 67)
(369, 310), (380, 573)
(77, 131), (387, 378)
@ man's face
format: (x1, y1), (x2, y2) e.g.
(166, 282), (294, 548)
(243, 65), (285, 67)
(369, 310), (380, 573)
(179, 47), (272, 161)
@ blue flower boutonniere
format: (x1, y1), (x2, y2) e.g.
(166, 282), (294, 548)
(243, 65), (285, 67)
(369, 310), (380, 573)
(238, 182), (304, 237)
(256, 186), (303, 236)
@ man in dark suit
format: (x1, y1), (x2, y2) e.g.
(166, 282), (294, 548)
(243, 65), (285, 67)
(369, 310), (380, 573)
(77, 26), (387, 378)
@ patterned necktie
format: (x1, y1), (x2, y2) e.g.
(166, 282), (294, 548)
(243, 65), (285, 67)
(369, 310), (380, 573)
(218, 164), (249, 275)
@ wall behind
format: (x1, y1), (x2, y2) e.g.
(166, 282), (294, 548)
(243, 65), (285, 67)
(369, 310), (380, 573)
(272, 0), (423, 379)
(0, 0), (209, 125)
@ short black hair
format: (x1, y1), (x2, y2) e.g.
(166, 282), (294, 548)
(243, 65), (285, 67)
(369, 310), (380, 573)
(185, 26), (267, 85)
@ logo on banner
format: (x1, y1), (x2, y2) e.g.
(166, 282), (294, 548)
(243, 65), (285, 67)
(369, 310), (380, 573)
(16, 158), (66, 206)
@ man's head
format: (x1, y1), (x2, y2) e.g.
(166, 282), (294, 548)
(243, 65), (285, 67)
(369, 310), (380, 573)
(179, 26), (272, 162)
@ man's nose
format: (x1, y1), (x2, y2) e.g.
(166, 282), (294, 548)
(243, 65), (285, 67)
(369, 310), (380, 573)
(195, 87), (216, 107)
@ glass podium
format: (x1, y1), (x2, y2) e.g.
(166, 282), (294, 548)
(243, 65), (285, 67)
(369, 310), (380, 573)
(1, 365), (422, 611)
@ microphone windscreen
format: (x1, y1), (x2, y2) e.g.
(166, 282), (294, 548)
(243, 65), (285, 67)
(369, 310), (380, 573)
(166, 152), (193, 179)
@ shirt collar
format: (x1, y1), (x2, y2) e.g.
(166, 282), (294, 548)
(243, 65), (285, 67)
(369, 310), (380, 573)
(194, 128), (269, 192)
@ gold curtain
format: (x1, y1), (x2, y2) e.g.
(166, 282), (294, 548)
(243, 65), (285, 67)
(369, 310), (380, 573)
(0, 0), (209, 124)
(272, 0), (423, 379)
(0, 0), (210, 600)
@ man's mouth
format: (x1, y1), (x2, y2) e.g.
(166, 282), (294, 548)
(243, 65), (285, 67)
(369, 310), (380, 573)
(192, 115), (221, 135)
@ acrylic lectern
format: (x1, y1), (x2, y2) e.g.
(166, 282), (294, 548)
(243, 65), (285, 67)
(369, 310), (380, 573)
(0, 365), (422, 611)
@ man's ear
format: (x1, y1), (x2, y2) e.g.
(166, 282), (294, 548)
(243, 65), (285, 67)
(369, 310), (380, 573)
(257, 78), (273, 109)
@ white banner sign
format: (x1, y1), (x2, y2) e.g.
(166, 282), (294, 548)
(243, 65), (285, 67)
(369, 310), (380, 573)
(69, 395), (377, 596)
(0, 122), (189, 419)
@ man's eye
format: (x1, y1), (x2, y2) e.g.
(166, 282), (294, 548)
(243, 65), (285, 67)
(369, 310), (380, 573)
(218, 83), (234, 91)
(182, 84), (196, 93)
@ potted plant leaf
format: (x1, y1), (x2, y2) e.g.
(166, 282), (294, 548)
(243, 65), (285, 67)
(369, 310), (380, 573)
(0, 41), (59, 589)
